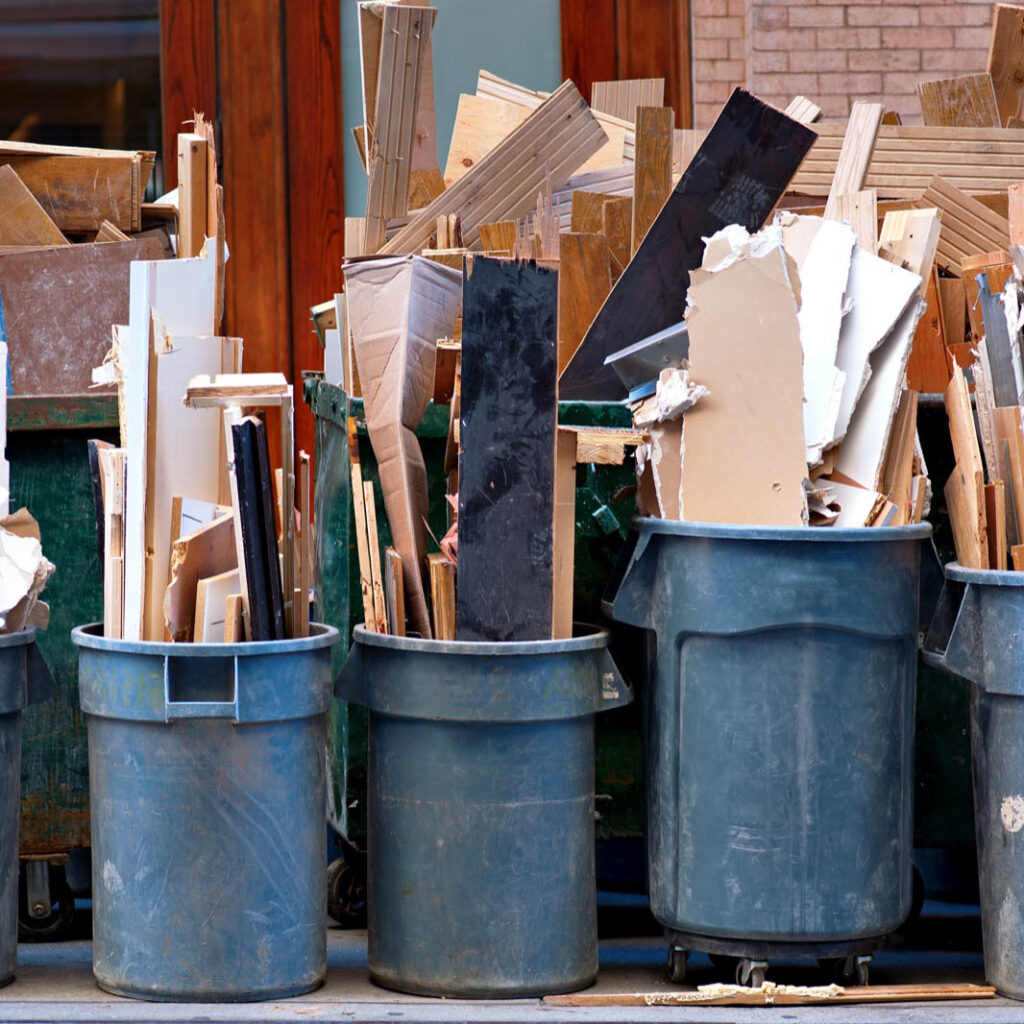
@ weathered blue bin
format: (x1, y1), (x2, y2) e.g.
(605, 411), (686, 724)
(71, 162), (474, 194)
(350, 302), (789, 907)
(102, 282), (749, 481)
(72, 623), (338, 1002)
(0, 629), (54, 985)
(606, 519), (930, 985)
(924, 563), (1024, 1000)
(335, 625), (631, 998)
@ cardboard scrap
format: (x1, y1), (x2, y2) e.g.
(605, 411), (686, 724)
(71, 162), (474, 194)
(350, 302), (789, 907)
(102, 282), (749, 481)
(0, 509), (54, 633)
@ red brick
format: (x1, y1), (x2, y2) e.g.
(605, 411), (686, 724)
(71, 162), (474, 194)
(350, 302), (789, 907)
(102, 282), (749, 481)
(848, 49), (921, 71)
(880, 26), (954, 47)
(756, 27), (819, 49)
(787, 7), (844, 27)
(691, 0), (723, 17)
(726, 0), (745, 16)
(728, 37), (749, 60)
(815, 71), (883, 94)
(756, 72), (822, 95)
(847, 6), (920, 26)
(753, 6), (788, 29)
(814, 27), (882, 48)
(921, 48), (988, 72)
(819, 95), (851, 118)
(926, 5), (999, 26)
(882, 70), (931, 94)
(751, 49), (789, 73)
(955, 26), (996, 48)
(705, 59), (746, 80)
(790, 50), (849, 73)
(692, 37), (730, 60)
(699, 16), (744, 37)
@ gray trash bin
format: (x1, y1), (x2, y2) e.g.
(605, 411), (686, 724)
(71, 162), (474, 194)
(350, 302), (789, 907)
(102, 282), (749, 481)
(72, 622), (338, 1002)
(924, 562), (1024, 1000)
(0, 629), (54, 986)
(335, 625), (632, 998)
(606, 519), (930, 985)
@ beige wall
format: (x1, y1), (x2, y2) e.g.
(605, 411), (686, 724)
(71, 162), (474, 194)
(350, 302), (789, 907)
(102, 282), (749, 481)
(692, 0), (998, 126)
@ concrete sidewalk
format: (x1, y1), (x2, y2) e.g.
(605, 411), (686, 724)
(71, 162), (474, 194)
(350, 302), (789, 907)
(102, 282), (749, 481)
(0, 902), (1017, 1023)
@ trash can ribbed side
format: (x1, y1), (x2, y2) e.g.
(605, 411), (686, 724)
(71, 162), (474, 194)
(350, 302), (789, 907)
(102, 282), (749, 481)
(0, 630), (56, 984)
(335, 626), (632, 998)
(73, 623), (337, 1003)
(924, 563), (1024, 1000)
(608, 520), (930, 949)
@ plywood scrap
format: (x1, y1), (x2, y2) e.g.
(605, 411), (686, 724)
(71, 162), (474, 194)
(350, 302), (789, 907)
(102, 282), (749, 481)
(879, 388), (919, 524)
(988, 4), (1024, 127)
(457, 256), (557, 640)
(682, 226), (807, 526)
(878, 207), (940, 288)
(591, 78), (665, 121)
(381, 79), (606, 254)
(427, 553), (455, 640)
(632, 107), (673, 254)
(940, 275), (968, 348)
(824, 101), (884, 222)
(1010, 182), (1024, 246)
(569, 426), (646, 465)
(95, 220), (129, 243)
(603, 195), (632, 280)
(348, 418), (376, 631)
(477, 219), (516, 254)
(344, 255), (461, 638)
(164, 514), (236, 643)
(944, 363), (988, 569)
(995, 408), (1024, 546)
(558, 232), (612, 377)
(560, 89), (816, 400)
(915, 178), (1009, 276)
(0, 165), (67, 247)
(444, 93), (528, 186)
(194, 567), (241, 643)
(831, 188), (877, 252)
(917, 74), (1000, 128)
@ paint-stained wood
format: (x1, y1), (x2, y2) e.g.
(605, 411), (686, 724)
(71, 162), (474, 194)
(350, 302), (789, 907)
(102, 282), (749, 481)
(384, 547), (405, 636)
(632, 107), (673, 254)
(824, 101), (884, 221)
(917, 73), (1000, 128)
(363, 480), (388, 635)
(383, 80), (606, 254)
(558, 232), (612, 377)
(348, 417), (376, 630)
(560, 90), (816, 400)
(457, 257), (557, 641)
(0, 165), (67, 247)
(989, 4), (1024, 126)
(99, 447), (125, 639)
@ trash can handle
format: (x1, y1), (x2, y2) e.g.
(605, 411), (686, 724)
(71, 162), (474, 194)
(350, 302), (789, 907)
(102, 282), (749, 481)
(600, 646), (633, 709)
(25, 641), (56, 706)
(334, 639), (366, 704)
(163, 655), (241, 720)
(921, 578), (978, 683)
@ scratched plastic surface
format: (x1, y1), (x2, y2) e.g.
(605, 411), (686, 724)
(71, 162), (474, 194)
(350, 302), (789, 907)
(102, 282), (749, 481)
(73, 623), (337, 1002)
(608, 521), (930, 949)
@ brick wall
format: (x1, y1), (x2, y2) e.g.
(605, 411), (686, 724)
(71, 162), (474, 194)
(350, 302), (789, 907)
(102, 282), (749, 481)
(691, 0), (1000, 127)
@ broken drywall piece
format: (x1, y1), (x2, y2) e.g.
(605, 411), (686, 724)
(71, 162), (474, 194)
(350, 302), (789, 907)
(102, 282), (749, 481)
(343, 255), (462, 638)
(833, 295), (926, 493)
(649, 419), (684, 519)
(681, 225), (808, 526)
(805, 479), (840, 526)
(827, 479), (887, 527)
(0, 510), (54, 632)
(833, 249), (921, 444)
(779, 215), (857, 464)
(631, 367), (709, 427)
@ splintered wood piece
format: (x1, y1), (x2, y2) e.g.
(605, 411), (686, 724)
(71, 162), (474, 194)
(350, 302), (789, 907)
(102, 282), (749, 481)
(917, 74), (1001, 128)
(363, 480), (388, 635)
(551, 429), (577, 641)
(558, 232), (612, 377)
(915, 177), (1009, 276)
(457, 257), (557, 641)
(569, 427), (646, 465)
(348, 418), (376, 631)
(477, 219), (516, 254)
(784, 95), (823, 124)
(602, 196), (632, 280)
(177, 133), (208, 259)
(963, 252), (1013, 343)
(98, 447), (125, 639)
(95, 220), (129, 242)
(1010, 182), (1024, 245)
(824, 102), (884, 221)
(906, 267), (951, 393)
(0, 165), (67, 247)
(989, 4), (1024, 126)
(682, 234), (807, 526)
(831, 189), (877, 252)
(384, 547), (405, 636)
(632, 107), (673, 254)
(427, 553), (455, 640)
(224, 592), (244, 642)
(944, 363), (988, 569)
(560, 90), (816, 400)
(381, 80), (606, 254)
(591, 78), (665, 121)
(164, 514), (236, 643)
(194, 568), (241, 643)
(987, 480), (1008, 570)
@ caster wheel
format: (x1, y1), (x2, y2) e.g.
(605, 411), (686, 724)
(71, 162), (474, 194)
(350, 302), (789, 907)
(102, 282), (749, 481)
(822, 956), (870, 987)
(666, 946), (688, 983)
(855, 958), (870, 987)
(18, 864), (75, 942)
(326, 848), (367, 929)
(736, 958), (767, 988)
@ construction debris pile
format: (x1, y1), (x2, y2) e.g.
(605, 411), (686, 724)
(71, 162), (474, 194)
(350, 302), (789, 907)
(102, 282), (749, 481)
(90, 126), (312, 644)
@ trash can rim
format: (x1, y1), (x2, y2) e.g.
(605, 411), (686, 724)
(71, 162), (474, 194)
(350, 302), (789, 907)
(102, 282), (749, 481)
(944, 561), (1024, 586)
(71, 622), (339, 656)
(0, 627), (36, 649)
(351, 622), (609, 656)
(629, 517), (933, 542)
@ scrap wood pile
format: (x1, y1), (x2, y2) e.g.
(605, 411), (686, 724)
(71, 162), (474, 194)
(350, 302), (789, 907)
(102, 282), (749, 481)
(90, 128), (312, 644)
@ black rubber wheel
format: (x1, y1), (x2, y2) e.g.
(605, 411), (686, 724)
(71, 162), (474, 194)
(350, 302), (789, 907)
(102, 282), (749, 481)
(856, 959), (870, 987)
(820, 956), (870, 987)
(326, 850), (367, 929)
(736, 959), (766, 988)
(18, 864), (75, 942)
(666, 946), (688, 983)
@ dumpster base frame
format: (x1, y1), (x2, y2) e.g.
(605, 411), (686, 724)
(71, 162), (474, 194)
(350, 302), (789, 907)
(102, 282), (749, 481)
(665, 926), (890, 961)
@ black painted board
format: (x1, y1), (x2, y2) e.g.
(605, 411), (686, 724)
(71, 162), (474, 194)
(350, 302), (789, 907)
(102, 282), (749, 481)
(456, 256), (558, 642)
(253, 413), (286, 639)
(559, 88), (818, 400)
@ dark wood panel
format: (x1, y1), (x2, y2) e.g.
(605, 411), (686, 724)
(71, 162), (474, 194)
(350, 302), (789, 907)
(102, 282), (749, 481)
(559, 0), (616, 108)
(617, 0), (692, 128)
(158, 0), (216, 189)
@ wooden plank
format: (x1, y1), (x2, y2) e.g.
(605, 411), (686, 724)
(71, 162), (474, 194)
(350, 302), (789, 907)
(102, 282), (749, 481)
(176, 133), (208, 259)
(878, 207), (941, 289)
(0, 165), (67, 247)
(570, 426), (646, 464)
(1014, 544), (1024, 570)
(906, 267), (951, 394)
(917, 73), (1000, 128)
(558, 232), (612, 378)
(916, 177), (1009, 276)
(632, 107), (673, 254)
(457, 257), (558, 641)
(784, 95), (822, 124)
(880, 388), (919, 525)
(963, 252), (1013, 343)
(98, 447), (125, 639)
(95, 220), (129, 243)
(591, 78), (665, 121)
(603, 196), (632, 279)
(824, 101), (884, 221)
(381, 80), (606, 255)
(164, 515), (236, 643)
(184, 372), (291, 405)
(996, 409), (1024, 545)
(384, 547), (405, 637)
(0, 238), (163, 397)
(348, 417), (376, 631)
(363, 479), (388, 635)
(939, 275), (968, 347)
(551, 428), (577, 640)
(989, 4), (1024, 126)
(427, 553), (455, 641)
(194, 567), (241, 643)
(570, 190), (614, 234)
(478, 220), (516, 254)
(1010, 182), (1024, 245)
(224, 592), (244, 642)
(944, 363), (988, 569)
(443, 94), (529, 186)
(560, 90), (816, 400)
(831, 188), (877, 252)
(987, 480), (1008, 570)
(363, 5), (437, 253)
